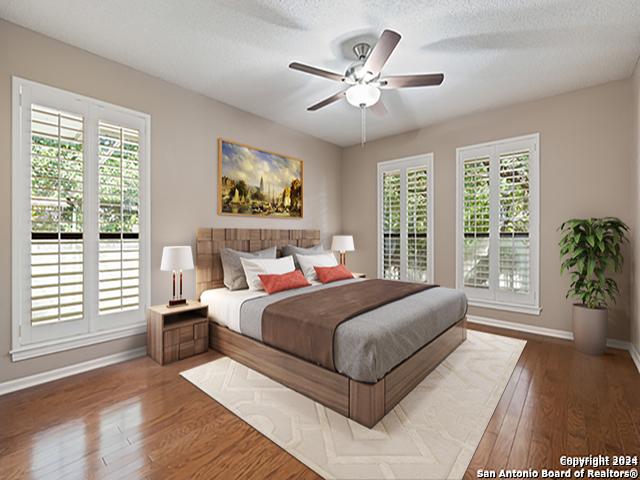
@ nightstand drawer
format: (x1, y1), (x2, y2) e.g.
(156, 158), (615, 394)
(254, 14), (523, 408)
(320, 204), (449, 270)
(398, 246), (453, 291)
(179, 325), (194, 343)
(163, 345), (179, 363)
(194, 323), (207, 339)
(179, 340), (195, 359)
(164, 329), (180, 346)
(194, 337), (207, 354)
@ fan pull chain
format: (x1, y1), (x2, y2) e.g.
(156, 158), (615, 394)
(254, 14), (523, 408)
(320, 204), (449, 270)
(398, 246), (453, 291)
(360, 104), (366, 147)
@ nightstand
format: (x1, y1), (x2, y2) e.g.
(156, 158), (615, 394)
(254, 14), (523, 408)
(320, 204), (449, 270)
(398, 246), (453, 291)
(352, 272), (366, 278)
(147, 301), (209, 365)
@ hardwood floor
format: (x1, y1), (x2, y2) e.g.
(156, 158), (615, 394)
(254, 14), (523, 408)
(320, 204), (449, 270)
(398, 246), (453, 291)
(0, 324), (638, 480)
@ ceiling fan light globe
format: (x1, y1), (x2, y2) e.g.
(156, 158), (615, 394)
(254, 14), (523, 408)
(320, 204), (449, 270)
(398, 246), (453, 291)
(346, 84), (380, 108)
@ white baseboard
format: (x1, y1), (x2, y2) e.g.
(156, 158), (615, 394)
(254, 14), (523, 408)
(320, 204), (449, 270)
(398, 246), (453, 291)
(630, 343), (640, 373)
(467, 314), (574, 341)
(0, 346), (147, 396)
(467, 315), (639, 373)
(606, 338), (632, 350)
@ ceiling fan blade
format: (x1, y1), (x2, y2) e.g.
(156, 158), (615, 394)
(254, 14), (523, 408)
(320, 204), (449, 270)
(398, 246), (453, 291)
(307, 91), (345, 111)
(380, 73), (444, 89)
(289, 62), (344, 82)
(363, 29), (401, 76)
(369, 99), (387, 117)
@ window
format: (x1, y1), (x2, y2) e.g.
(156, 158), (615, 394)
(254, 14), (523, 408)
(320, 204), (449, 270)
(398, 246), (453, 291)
(456, 134), (540, 315)
(11, 77), (150, 360)
(378, 154), (434, 283)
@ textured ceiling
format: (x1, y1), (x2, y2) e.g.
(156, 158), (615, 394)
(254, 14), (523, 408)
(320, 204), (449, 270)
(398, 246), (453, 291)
(2, 0), (640, 147)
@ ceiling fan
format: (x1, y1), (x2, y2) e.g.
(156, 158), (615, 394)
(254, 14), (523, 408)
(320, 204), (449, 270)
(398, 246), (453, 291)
(289, 29), (444, 116)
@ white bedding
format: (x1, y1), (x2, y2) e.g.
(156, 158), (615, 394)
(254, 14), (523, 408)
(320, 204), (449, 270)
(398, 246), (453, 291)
(200, 287), (266, 332)
(200, 282), (321, 332)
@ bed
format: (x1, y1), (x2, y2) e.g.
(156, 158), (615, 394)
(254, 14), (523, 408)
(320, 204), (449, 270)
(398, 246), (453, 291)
(196, 228), (467, 428)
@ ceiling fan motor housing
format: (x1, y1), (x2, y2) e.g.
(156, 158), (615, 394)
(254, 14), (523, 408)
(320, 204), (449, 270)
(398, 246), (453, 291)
(345, 43), (377, 83)
(352, 42), (371, 60)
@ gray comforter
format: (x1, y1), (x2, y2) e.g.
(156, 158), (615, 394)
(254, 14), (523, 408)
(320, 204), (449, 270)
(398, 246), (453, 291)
(239, 279), (467, 382)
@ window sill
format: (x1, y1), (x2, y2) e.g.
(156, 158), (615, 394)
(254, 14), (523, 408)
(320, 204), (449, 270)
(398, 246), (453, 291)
(10, 323), (146, 362)
(467, 299), (542, 316)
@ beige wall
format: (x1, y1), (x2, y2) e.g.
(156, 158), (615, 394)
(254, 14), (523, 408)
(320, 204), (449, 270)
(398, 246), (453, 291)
(342, 80), (633, 341)
(631, 63), (640, 355)
(0, 20), (342, 382)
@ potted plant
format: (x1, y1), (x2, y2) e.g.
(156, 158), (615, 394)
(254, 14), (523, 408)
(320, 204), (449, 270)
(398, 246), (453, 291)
(559, 217), (629, 355)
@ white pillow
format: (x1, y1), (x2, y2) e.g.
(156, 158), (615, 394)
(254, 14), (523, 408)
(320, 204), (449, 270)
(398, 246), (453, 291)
(240, 255), (295, 291)
(296, 252), (338, 281)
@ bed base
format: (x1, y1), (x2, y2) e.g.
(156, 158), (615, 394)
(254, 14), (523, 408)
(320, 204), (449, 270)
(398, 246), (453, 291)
(208, 318), (466, 428)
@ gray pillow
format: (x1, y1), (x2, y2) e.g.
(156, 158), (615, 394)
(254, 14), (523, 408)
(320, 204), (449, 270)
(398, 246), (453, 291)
(281, 244), (326, 268)
(220, 246), (277, 290)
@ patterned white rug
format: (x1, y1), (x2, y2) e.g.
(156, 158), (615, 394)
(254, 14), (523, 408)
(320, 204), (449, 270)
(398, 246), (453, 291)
(181, 330), (525, 480)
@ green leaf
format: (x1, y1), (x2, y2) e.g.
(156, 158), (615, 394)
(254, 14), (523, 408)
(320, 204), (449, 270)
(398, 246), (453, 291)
(587, 258), (596, 277)
(558, 216), (628, 308)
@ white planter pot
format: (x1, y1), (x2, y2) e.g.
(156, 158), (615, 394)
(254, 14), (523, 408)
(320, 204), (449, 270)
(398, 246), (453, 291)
(572, 304), (607, 355)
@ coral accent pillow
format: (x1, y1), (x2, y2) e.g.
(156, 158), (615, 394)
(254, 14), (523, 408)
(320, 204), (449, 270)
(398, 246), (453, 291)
(258, 269), (311, 294)
(314, 264), (354, 284)
(296, 252), (338, 281)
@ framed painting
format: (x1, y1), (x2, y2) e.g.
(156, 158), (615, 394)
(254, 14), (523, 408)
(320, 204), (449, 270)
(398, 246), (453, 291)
(218, 139), (303, 218)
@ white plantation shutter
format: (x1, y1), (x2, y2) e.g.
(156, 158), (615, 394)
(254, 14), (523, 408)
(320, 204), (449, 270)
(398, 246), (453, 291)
(382, 170), (401, 280)
(499, 150), (530, 294)
(30, 105), (85, 324)
(462, 156), (490, 289)
(406, 166), (430, 282)
(456, 134), (539, 314)
(12, 78), (150, 355)
(98, 122), (141, 315)
(378, 155), (434, 283)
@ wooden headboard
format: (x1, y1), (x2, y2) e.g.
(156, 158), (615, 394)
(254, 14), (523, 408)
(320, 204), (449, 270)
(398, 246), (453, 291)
(195, 228), (321, 298)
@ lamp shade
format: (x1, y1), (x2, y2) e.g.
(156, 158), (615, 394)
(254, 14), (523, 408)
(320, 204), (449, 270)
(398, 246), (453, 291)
(331, 235), (355, 253)
(160, 246), (194, 271)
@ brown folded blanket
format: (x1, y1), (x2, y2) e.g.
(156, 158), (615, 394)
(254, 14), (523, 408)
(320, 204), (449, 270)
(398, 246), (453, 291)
(262, 279), (437, 371)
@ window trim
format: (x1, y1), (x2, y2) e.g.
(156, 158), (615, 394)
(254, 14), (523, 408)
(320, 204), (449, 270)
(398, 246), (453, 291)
(455, 133), (541, 315)
(377, 153), (435, 283)
(11, 76), (151, 361)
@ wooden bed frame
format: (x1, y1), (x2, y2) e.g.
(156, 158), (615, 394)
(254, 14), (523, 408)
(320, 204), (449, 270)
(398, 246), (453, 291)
(196, 228), (466, 428)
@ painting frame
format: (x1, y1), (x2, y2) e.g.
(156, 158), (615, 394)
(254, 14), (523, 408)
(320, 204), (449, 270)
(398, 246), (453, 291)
(217, 138), (304, 218)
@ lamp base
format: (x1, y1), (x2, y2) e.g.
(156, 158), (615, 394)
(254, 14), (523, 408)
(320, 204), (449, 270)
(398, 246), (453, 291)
(167, 298), (187, 307)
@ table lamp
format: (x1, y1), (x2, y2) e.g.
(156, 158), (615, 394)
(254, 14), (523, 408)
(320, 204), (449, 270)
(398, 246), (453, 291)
(161, 246), (194, 307)
(331, 235), (355, 266)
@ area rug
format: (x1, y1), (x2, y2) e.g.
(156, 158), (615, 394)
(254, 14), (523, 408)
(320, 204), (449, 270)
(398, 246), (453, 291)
(181, 330), (525, 479)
